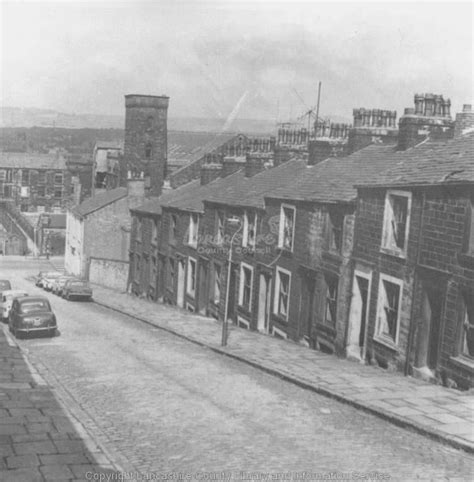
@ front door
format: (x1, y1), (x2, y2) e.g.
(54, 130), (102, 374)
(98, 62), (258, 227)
(257, 272), (272, 333)
(346, 272), (370, 361)
(198, 261), (209, 315)
(177, 259), (186, 308)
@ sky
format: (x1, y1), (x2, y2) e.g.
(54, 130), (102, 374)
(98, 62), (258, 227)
(1, 0), (473, 123)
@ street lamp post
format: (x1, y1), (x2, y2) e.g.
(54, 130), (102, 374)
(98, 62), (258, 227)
(221, 217), (242, 347)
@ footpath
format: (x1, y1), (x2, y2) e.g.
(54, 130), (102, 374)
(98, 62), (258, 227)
(90, 284), (474, 454)
(0, 325), (120, 481)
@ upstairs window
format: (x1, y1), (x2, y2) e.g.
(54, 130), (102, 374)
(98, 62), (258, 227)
(238, 263), (253, 311)
(54, 188), (62, 199)
(376, 275), (403, 345)
(328, 208), (344, 252)
(274, 267), (291, 320)
(382, 190), (412, 256)
(168, 258), (175, 288)
(324, 275), (338, 325)
(145, 143), (153, 160)
(278, 204), (296, 251)
(0, 170), (6, 181)
(38, 171), (46, 183)
(21, 170), (29, 186)
(151, 220), (159, 245)
(135, 217), (142, 242)
(188, 213), (199, 247)
(54, 173), (63, 185)
(169, 214), (178, 245)
(243, 211), (257, 248)
(216, 211), (225, 245)
(37, 186), (45, 197)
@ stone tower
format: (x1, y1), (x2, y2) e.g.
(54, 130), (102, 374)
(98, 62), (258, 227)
(123, 94), (169, 197)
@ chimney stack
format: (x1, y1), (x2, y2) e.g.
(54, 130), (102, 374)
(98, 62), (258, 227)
(200, 163), (222, 185)
(221, 156), (246, 177)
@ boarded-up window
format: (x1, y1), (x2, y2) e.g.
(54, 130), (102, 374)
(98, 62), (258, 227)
(376, 276), (403, 344)
(382, 191), (411, 255)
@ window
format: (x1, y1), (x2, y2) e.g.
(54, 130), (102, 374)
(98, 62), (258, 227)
(5, 170), (12, 182)
(152, 220), (159, 245)
(169, 214), (178, 244)
(37, 186), (45, 197)
(54, 173), (63, 184)
(0, 170), (5, 181)
(278, 204), (296, 251)
(188, 213), (199, 247)
(150, 256), (157, 286)
(243, 211), (257, 248)
(462, 296), (474, 359)
(134, 255), (141, 282)
(135, 217), (142, 243)
(20, 204), (28, 212)
(324, 275), (338, 325)
(238, 263), (253, 311)
(54, 188), (62, 199)
(38, 171), (46, 183)
(20, 186), (30, 198)
(216, 211), (225, 245)
(328, 208), (344, 252)
(212, 263), (222, 305)
(382, 190), (412, 256)
(187, 257), (197, 297)
(37, 205), (45, 213)
(146, 116), (154, 130)
(21, 170), (29, 186)
(274, 267), (291, 320)
(145, 143), (153, 159)
(376, 275), (403, 345)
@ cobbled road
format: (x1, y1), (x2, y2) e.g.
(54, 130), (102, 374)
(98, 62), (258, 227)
(2, 257), (473, 481)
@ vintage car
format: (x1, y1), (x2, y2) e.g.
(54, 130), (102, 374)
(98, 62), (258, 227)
(42, 272), (63, 291)
(1, 290), (29, 322)
(0, 280), (12, 297)
(51, 276), (77, 296)
(36, 271), (59, 288)
(9, 296), (57, 338)
(62, 280), (93, 301)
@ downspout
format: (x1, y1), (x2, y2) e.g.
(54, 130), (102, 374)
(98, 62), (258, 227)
(404, 190), (426, 376)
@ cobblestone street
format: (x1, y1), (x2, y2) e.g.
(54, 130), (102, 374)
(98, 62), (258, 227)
(1, 257), (474, 480)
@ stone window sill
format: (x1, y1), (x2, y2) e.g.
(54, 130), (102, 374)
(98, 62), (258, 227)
(380, 247), (407, 260)
(449, 355), (474, 372)
(373, 335), (400, 353)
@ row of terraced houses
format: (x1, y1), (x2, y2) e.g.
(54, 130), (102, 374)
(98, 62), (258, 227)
(68, 92), (474, 390)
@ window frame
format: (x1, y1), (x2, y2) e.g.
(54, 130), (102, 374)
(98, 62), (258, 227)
(186, 257), (197, 298)
(327, 207), (344, 253)
(188, 213), (199, 248)
(169, 213), (178, 245)
(243, 210), (257, 248)
(381, 190), (412, 258)
(238, 262), (254, 311)
(324, 274), (339, 325)
(278, 203), (296, 252)
(53, 187), (62, 199)
(375, 273), (403, 347)
(216, 211), (225, 245)
(212, 262), (222, 306)
(273, 266), (291, 321)
(54, 173), (63, 185)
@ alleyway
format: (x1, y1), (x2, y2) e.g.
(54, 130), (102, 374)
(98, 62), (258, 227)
(1, 256), (473, 480)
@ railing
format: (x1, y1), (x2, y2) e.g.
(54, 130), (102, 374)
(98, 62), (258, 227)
(0, 201), (35, 241)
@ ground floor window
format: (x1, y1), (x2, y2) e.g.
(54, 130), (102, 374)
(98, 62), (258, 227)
(462, 296), (474, 358)
(324, 275), (338, 325)
(168, 258), (175, 290)
(376, 275), (403, 345)
(212, 263), (222, 305)
(274, 267), (291, 320)
(187, 257), (197, 297)
(238, 263), (253, 311)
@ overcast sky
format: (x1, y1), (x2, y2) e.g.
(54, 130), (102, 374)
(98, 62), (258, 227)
(1, 0), (472, 123)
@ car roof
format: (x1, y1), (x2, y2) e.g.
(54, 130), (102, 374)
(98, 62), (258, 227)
(17, 296), (49, 304)
(2, 290), (28, 296)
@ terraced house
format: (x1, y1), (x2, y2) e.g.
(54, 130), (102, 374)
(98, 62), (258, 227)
(127, 94), (474, 388)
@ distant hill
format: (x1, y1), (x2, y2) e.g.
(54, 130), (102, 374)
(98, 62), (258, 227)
(0, 106), (278, 134)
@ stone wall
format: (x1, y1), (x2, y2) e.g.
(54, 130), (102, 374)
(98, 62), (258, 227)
(89, 257), (129, 292)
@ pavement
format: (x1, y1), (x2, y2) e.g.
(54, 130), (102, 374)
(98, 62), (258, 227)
(89, 283), (474, 454)
(0, 324), (121, 481)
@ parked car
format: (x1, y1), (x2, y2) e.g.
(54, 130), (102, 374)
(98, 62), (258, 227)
(9, 296), (57, 338)
(42, 272), (63, 291)
(62, 280), (93, 301)
(51, 276), (77, 296)
(1, 290), (29, 322)
(0, 280), (12, 297)
(36, 271), (60, 288)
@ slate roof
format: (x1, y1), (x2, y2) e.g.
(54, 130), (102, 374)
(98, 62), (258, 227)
(356, 131), (474, 188)
(204, 158), (308, 209)
(0, 152), (67, 170)
(72, 187), (128, 217)
(265, 144), (398, 204)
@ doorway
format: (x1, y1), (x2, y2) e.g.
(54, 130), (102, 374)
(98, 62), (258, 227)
(257, 272), (272, 333)
(177, 259), (186, 308)
(346, 271), (371, 361)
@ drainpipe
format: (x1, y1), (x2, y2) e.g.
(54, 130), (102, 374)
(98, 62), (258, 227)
(404, 191), (426, 376)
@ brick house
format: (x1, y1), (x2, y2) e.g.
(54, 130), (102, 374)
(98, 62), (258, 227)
(351, 131), (473, 387)
(0, 151), (72, 212)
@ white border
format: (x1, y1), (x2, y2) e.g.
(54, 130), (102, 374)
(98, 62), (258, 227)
(278, 203), (296, 251)
(375, 273), (403, 347)
(238, 261), (254, 309)
(273, 265), (292, 320)
(381, 189), (412, 258)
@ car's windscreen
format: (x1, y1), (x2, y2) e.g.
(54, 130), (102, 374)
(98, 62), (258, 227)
(20, 301), (50, 313)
